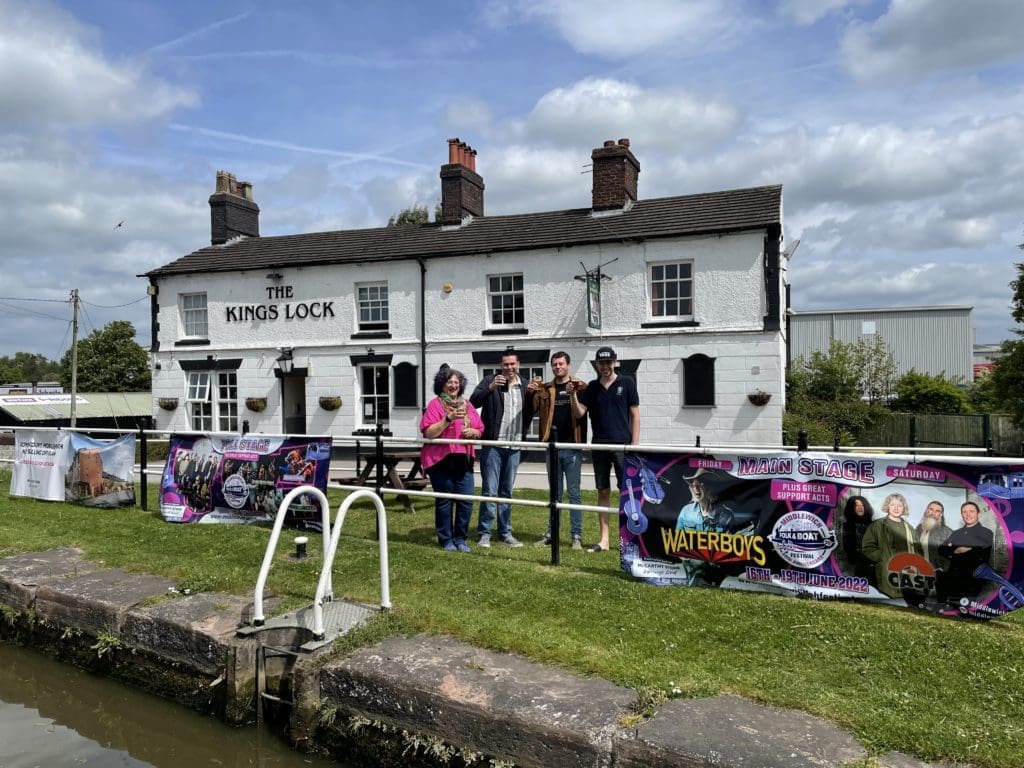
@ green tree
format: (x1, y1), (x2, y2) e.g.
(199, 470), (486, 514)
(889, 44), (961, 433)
(786, 336), (895, 445)
(387, 205), (430, 227)
(59, 321), (151, 392)
(0, 352), (60, 384)
(965, 371), (1001, 413)
(891, 369), (970, 413)
(989, 259), (1024, 423)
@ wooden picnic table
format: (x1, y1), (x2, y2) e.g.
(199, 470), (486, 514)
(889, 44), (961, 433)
(334, 449), (427, 513)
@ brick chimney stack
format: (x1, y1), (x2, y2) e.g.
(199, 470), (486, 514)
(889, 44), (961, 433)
(209, 170), (260, 245)
(439, 138), (484, 225)
(591, 138), (640, 212)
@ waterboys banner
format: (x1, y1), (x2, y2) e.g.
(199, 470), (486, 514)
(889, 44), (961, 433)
(159, 434), (332, 527)
(64, 433), (136, 507)
(10, 429), (70, 501)
(619, 450), (1023, 621)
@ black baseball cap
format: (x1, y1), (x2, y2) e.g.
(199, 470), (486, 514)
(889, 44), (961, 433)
(594, 346), (617, 361)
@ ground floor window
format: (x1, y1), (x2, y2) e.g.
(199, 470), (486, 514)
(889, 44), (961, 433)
(683, 354), (715, 406)
(186, 371), (238, 431)
(360, 364), (390, 427)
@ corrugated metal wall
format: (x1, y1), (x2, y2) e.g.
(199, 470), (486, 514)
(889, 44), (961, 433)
(789, 307), (972, 381)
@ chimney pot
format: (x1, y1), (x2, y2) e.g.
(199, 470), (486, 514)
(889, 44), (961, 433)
(591, 140), (640, 212)
(440, 139), (484, 224)
(209, 170), (259, 245)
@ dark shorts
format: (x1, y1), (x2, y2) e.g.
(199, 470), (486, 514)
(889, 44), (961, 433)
(591, 447), (624, 491)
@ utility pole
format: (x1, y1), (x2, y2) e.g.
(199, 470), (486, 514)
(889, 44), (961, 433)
(70, 288), (79, 427)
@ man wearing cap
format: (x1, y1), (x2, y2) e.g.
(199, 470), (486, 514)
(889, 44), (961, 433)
(573, 346), (640, 552)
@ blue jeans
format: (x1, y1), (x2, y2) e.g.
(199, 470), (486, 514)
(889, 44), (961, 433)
(428, 459), (474, 546)
(545, 448), (583, 539)
(477, 446), (521, 539)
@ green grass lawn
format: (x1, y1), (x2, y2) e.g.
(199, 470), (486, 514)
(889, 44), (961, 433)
(1, 475), (1022, 767)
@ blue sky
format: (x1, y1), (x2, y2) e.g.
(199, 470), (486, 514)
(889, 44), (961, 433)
(1, 0), (1023, 362)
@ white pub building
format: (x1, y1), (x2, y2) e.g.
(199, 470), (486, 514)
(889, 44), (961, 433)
(144, 138), (786, 446)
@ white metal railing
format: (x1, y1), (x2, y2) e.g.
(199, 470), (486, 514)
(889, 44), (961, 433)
(251, 485), (333, 626)
(311, 488), (391, 640)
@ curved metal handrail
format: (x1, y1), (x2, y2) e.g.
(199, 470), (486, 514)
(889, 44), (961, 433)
(312, 488), (391, 640)
(251, 485), (332, 626)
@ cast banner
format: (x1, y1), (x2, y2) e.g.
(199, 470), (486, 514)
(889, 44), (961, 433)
(619, 450), (1024, 620)
(65, 432), (137, 507)
(159, 434), (333, 527)
(10, 429), (69, 501)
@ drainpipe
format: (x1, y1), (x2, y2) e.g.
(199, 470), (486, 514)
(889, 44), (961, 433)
(418, 257), (427, 409)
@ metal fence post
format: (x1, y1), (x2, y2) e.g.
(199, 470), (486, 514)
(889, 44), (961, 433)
(797, 429), (808, 452)
(139, 427), (148, 512)
(548, 426), (560, 567)
(374, 422), (384, 540)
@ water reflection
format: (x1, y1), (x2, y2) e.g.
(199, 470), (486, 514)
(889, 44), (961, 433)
(0, 642), (347, 767)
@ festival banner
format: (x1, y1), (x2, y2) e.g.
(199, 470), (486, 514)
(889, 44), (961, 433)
(64, 432), (137, 508)
(10, 429), (70, 501)
(159, 434), (333, 528)
(619, 450), (1023, 620)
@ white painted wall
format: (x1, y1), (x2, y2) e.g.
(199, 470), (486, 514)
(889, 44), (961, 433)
(150, 229), (784, 446)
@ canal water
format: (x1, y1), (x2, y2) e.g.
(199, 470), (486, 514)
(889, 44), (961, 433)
(0, 642), (350, 768)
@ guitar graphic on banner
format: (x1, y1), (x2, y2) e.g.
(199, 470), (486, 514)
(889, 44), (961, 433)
(624, 478), (648, 535)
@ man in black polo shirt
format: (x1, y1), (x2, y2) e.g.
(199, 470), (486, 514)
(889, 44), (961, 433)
(573, 346), (640, 553)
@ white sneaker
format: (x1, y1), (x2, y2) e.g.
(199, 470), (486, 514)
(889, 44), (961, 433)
(478, 533), (491, 548)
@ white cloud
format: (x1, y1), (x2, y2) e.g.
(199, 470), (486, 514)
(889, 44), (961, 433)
(501, 0), (737, 57)
(509, 77), (740, 153)
(0, 0), (197, 129)
(841, 0), (1024, 84)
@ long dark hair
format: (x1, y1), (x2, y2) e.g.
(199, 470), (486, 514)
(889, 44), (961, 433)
(843, 495), (874, 523)
(433, 364), (467, 396)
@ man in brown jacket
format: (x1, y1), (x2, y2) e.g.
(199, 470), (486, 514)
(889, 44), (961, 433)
(532, 351), (588, 549)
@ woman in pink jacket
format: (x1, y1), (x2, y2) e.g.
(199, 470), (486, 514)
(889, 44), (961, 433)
(419, 365), (483, 551)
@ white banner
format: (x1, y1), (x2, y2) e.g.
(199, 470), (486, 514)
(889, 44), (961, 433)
(11, 430), (70, 501)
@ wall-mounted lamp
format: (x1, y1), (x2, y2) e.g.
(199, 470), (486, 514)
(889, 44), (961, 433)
(266, 272), (283, 280)
(275, 347), (294, 375)
(366, 347), (375, 357)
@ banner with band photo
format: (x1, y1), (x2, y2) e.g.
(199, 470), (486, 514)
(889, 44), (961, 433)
(619, 451), (1023, 620)
(159, 434), (333, 528)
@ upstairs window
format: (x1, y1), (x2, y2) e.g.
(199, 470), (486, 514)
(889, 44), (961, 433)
(181, 293), (208, 338)
(487, 273), (524, 326)
(357, 283), (389, 332)
(650, 262), (693, 319)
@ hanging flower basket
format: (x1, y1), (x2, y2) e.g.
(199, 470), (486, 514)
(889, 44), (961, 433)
(747, 390), (771, 407)
(319, 396), (342, 411)
(245, 397), (268, 413)
(157, 397), (179, 411)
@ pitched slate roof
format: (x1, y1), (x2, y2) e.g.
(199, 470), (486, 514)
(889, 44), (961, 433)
(145, 184), (782, 277)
